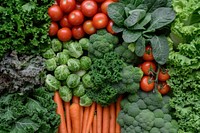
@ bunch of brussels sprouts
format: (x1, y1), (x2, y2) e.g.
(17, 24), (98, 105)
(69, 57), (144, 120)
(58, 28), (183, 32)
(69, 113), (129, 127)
(43, 38), (93, 106)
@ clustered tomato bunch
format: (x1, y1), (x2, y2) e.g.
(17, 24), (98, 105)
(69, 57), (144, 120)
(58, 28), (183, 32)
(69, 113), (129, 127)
(139, 45), (171, 95)
(48, 0), (116, 41)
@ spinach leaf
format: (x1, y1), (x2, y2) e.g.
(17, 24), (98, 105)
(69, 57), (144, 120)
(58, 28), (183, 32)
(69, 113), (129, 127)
(147, 7), (176, 32)
(108, 3), (125, 26)
(112, 24), (125, 33)
(122, 29), (142, 43)
(144, 0), (167, 12)
(124, 9), (146, 27)
(150, 35), (169, 65)
(135, 37), (146, 57)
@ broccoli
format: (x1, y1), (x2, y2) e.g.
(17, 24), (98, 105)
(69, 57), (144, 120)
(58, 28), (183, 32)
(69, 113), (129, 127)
(117, 90), (179, 132)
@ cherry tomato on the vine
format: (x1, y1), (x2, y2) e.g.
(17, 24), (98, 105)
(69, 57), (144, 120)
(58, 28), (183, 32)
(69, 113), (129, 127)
(60, 0), (76, 13)
(72, 25), (85, 39)
(106, 20), (115, 34)
(59, 15), (72, 28)
(157, 82), (170, 95)
(57, 27), (72, 42)
(68, 10), (84, 26)
(92, 13), (108, 29)
(48, 5), (63, 21)
(49, 22), (59, 36)
(101, 0), (114, 15)
(140, 76), (155, 92)
(158, 69), (170, 81)
(143, 45), (154, 61)
(141, 61), (157, 75)
(81, 0), (98, 17)
(83, 20), (96, 35)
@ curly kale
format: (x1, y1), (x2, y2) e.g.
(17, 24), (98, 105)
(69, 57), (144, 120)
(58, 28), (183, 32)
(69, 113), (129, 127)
(117, 90), (179, 133)
(0, 0), (54, 58)
(0, 51), (45, 95)
(0, 87), (60, 133)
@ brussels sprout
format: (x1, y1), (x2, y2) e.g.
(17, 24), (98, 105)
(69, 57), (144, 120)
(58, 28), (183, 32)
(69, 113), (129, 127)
(45, 74), (61, 91)
(63, 40), (73, 49)
(79, 38), (90, 50)
(80, 56), (92, 70)
(67, 41), (83, 58)
(80, 94), (93, 107)
(59, 86), (72, 102)
(67, 58), (81, 72)
(66, 74), (80, 88)
(51, 38), (62, 52)
(54, 65), (70, 80)
(42, 49), (56, 59)
(73, 83), (86, 97)
(57, 52), (69, 65)
(75, 70), (86, 77)
(82, 73), (94, 88)
(45, 58), (57, 71)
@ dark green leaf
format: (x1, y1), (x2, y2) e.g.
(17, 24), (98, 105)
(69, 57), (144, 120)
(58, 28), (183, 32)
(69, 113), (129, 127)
(150, 35), (169, 65)
(139, 13), (151, 27)
(112, 24), (125, 33)
(147, 7), (176, 32)
(108, 3), (125, 26)
(144, 0), (167, 12)
(124, 9), (146, 27)
(122, 29), (142, 43)
(135, 37), (146, 57)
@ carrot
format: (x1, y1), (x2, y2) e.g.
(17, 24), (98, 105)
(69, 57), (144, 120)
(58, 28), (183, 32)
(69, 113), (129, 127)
(102, 106), (110, 133)
(65, 102), (72, 133)
(109, 103), (116, 133)
(82, 107), (90, 133)
(96, 104), (102, 133)
(70, 103), (80, 133)
(72, 96), (79, 104)
(89, 126), (93, 133)
(93, 115), (97, 133)
(85, 102), (96, 133)
(80, 106), (84, 133)
(54, 91), (68, 133)
(116, 95), (123, 133)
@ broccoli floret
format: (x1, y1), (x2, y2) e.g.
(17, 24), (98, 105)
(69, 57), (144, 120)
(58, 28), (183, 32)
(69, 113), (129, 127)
(154, 118), (165, 128)
(154, 109), (164, 118)
(132, 67), (143, 82)
(163, 114), (172, 122)
(127, 93), (140, 103)
(120, 98), (130, 109)
(136, 99), (147, 109)
(117, 111), (125, 126)
(127, 103), (141, 117)
(124, 114), (135, 126)
(135, 126), (142, 133)
(150, 127), (160, 133)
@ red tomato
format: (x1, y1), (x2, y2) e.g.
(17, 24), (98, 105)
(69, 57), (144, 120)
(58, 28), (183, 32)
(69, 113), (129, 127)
(68, 10), (84, 26)
(83, 20), (96, 35)
(75, 3), (81, 10)
(59, 15), (72, 28)
(158, 69), (170, 81)
(141, 61), (157, 75)
(106, 20), (115, 34)
(140, 76), (155, 92)
(157, 82), (170, 95)
(81, 0), (98, 17)
(56, 0), (60, 4)
(49, 22), (59, 36)
(72, 25), (85, 39)
(48, 5), (63, 21)
(60, 0), (76, 13)
(143, 45), (154, 61)
(94, 0), (106, 3)
(92, 13), (109, 29)
(100, 0), (114, 15)
(57, 27), (72, 42)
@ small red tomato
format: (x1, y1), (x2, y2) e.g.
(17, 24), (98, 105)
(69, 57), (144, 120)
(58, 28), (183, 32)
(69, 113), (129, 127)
(49, 22), (59, 36)
(94, 0), (106, 3)
(157, 82), (170, 95)
(72, 25), (85, 40)
(59, 15), (72, 28)
(141, 61), (157, 75)
(57, 27), (72, 42)
(81, 0), (98, 17)
(60, 0), (76, 13)
(140, 76), (155, 92)
(106, 20), (115, 34)
(68, 10), (84, 26)
(101, 0), (114, 15)
(143, 45), (154, 61)
(83, 20), (96, 35)
(158, 69), (170, 81)
(92, 13), (109, 29)
(56, 0), (60, 4)
(48, 5), (63, 21)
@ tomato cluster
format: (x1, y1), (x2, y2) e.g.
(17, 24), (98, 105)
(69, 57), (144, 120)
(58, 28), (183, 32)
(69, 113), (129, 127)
(139, 45), (170, 95)
(48, 0), (116, 41)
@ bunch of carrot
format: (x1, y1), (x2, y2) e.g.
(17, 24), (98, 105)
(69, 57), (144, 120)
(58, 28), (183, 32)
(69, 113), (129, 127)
(53, 91), (123, 133)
